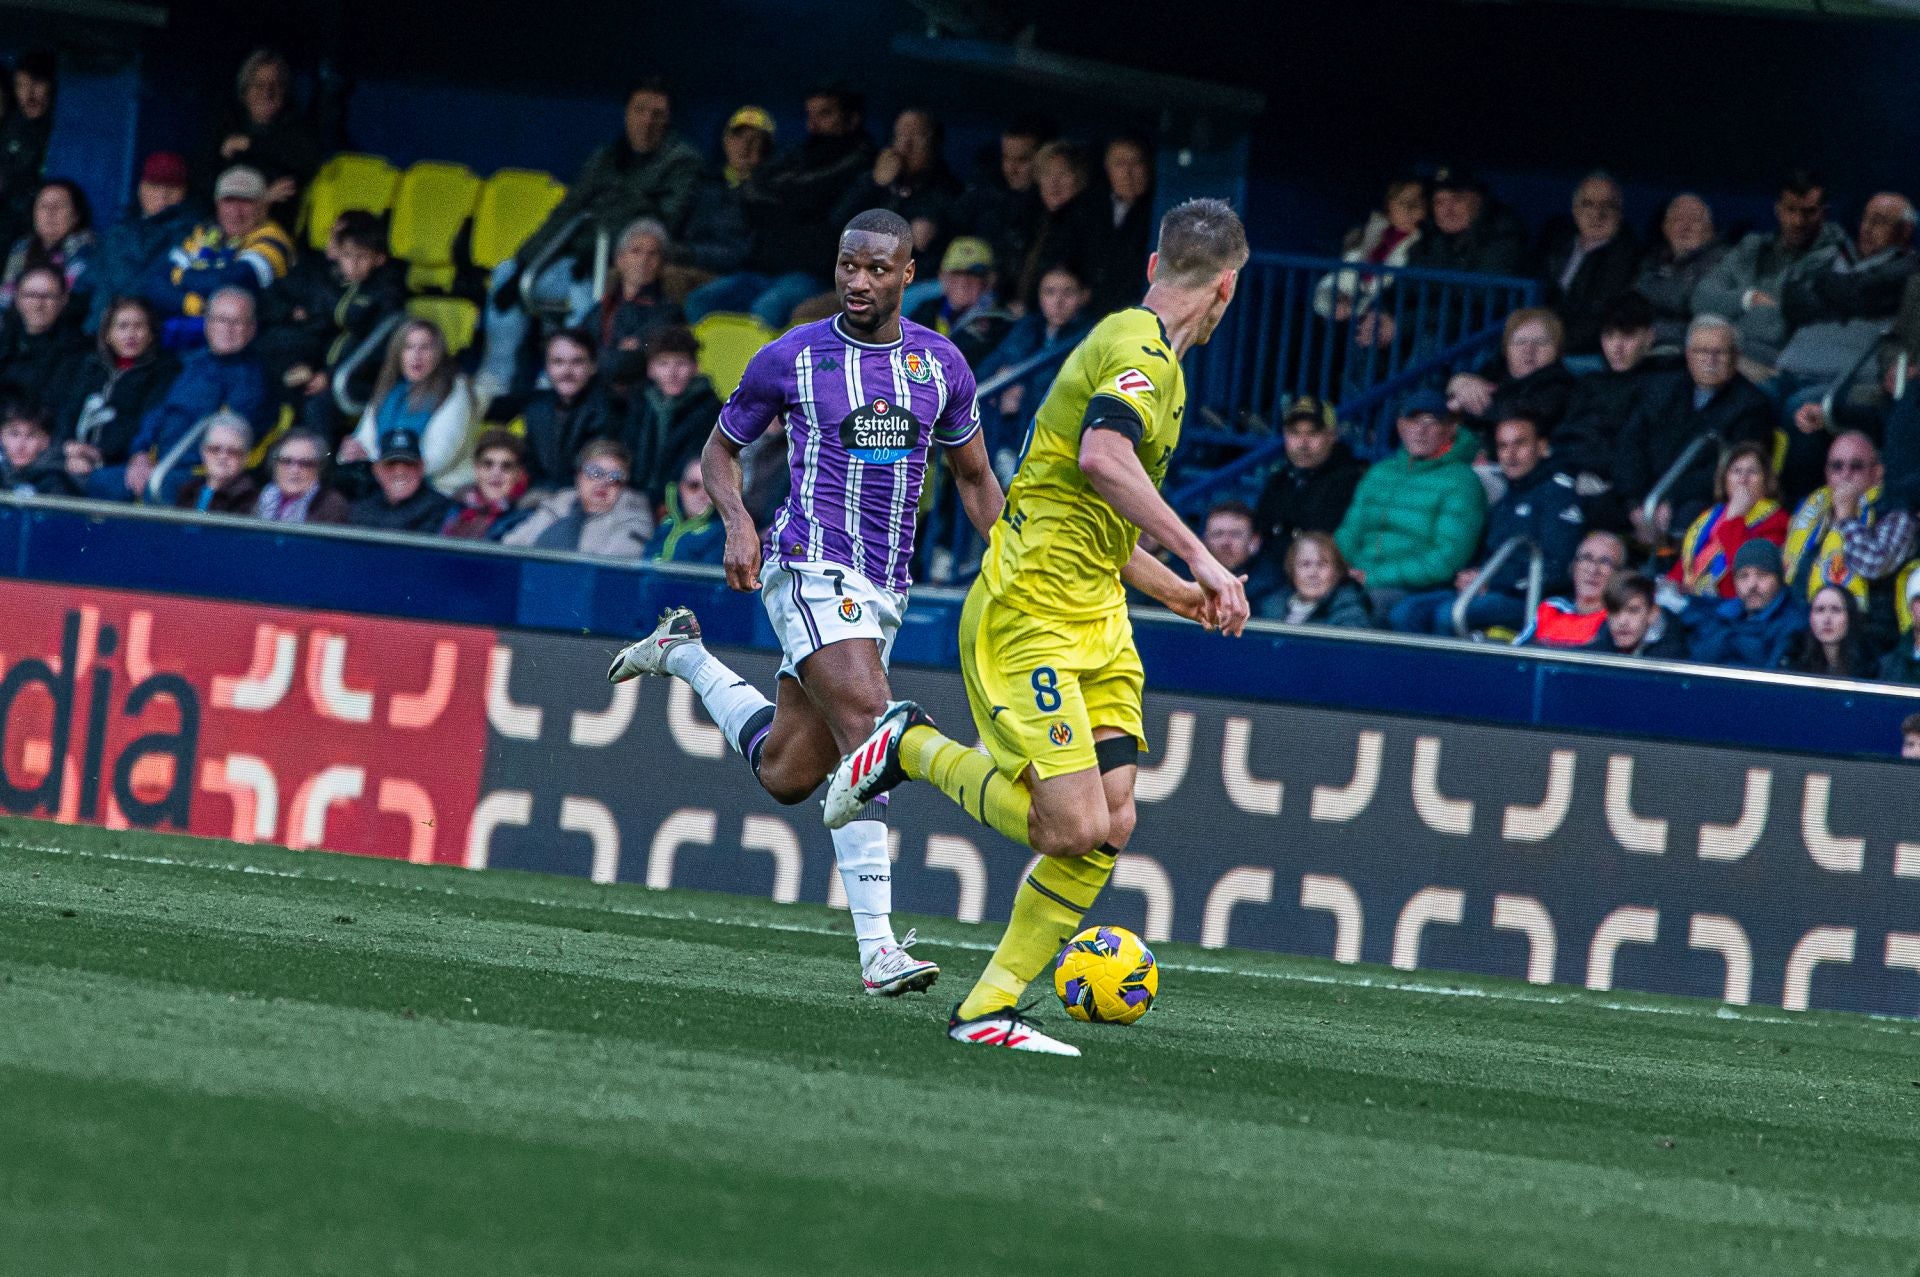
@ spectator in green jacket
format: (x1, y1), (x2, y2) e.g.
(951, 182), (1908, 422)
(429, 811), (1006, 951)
(1334, 388), (1487, 616)
(648, 456), (724, 565)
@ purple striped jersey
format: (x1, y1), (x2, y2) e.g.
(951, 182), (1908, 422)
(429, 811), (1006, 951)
(717, 315), (980, 593)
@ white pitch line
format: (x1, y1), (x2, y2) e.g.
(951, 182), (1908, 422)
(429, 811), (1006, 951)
(5, 839), (1914, 1034)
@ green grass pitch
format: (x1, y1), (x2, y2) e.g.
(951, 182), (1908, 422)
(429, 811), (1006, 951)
(2, 818), (1918, 1276)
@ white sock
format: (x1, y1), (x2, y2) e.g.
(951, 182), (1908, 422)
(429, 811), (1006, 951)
(832, 815), (896, 964)
(664, 642), (772, 755)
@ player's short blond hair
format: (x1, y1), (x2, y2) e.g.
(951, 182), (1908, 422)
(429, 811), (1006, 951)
(1154, 198), (1249, 288)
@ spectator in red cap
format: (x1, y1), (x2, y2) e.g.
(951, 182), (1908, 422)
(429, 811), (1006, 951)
(87, 152), (199, 332)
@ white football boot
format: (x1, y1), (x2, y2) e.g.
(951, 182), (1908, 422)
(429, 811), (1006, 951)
(861, 928), (940, 997)
(823, 700), (933, 829)
(946, 1003), (1081, 1057)
(608, 606), (701, 682)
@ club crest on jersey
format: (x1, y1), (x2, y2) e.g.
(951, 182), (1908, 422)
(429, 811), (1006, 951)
(1049, 721), (1074, 747)
(904, 351), (934, 383)
(1114, 368), (1153, 397)
(839, 397), (922, 465)
(838, 597), (863, 623)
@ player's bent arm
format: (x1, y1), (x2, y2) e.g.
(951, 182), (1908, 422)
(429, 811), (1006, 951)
(700, 427), (763, 593)
(945, 432), (1006, 537)
(1078, 429), (1250, 635)
(1078, 428), (1207, 567)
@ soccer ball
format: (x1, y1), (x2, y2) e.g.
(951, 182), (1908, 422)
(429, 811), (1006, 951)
(1053, 924), (1158, 1024)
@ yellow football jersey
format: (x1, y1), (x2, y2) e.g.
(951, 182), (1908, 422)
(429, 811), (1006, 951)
(979, 306), (1186, 621)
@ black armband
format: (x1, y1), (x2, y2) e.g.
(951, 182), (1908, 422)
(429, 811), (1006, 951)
(1095, 734), (1141, 774)
(1080, 393), (1145, 444)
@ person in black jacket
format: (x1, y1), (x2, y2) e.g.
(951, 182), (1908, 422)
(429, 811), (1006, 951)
(1407, 166), (1527, 277)
(1552, 292), (1678, 487)
(347, 426), (454, 533)
(0, 264), (85, 410)
(1086, 137), (1154, 317)
(1617, 314), (1776, 547)
(1445, 307), (1576, 442)
(1386, 166), (1529, 352)
(0, 398), (78, 496)
(1011, 141), (1105, 312)
(686, 84), (875, 327)
(1254, 396), (1368, 575)
(1538, 173), (1641, 355)
(0, 51), (56, 249)
(57, 296), (179, 498)
(203, 49), (321, 223)
(517, 328), (620, 491)
(950, 114), (1052, 294)
(831, 108), (963, 283)
(623, 324), (718, 507)
(255, 211), (407, 434)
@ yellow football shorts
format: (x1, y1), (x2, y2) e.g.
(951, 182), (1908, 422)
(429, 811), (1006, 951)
(958, 578), (1146, 782)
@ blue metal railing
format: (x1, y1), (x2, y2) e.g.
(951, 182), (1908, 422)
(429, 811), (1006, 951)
(918, 251), (1539, 537)
(1167, 251), (1539, 511)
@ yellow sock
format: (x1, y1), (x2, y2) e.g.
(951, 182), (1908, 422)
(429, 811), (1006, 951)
(957, 846), (1118, 1019)
(900, 725), (1032, 848)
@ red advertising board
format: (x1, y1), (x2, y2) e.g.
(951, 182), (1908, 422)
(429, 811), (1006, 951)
(0, 582), (493, 864)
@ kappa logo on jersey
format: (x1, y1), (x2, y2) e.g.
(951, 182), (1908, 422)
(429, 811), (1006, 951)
(1114, 369), (1154, 397)
(838, 397), (922, 465)
(904, 351), (934, 383)
(1049, 721), (1074, 747)
(838, 597), (863, 623)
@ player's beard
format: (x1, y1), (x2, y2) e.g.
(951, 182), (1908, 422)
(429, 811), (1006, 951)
(841, 297), (898, 339)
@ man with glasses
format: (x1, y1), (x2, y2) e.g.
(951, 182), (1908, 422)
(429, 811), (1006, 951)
(1530, 531), (1627, 647)
(1694, 169), (1847, 368)
(117, 287), (266, 503)
(1782, 430), (1916, 650)
(1541, 172), (1640, 355)
(1617, 314), (1773, 547)
(1334, 388), (1487, 618)
(504, 438), (653, 558)
(0, 264), (85, 410)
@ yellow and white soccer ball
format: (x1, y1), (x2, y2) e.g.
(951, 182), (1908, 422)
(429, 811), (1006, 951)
(1053, 924), (1159, 1024)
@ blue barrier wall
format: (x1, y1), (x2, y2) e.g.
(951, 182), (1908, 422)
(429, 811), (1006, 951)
(4, 497), (1916, 761)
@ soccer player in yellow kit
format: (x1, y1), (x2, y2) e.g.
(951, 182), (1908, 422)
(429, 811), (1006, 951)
(823, 198), (1252, 1056)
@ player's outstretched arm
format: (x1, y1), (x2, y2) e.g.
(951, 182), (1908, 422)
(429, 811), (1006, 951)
(700, 427), (763, 593)
(1078, 429), (1250, 636)
(946, 433), (1006, 538)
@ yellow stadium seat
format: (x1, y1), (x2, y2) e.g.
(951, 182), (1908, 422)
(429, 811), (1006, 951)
(390, 161), (481, 293)
(471, 169), (567, 271)
(300, 153), (400, 251)
(693, 313), (776, 399)
(407, 296), (480, 358)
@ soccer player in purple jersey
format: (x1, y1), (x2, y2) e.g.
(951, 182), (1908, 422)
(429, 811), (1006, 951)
(609, 210), (1007, 995)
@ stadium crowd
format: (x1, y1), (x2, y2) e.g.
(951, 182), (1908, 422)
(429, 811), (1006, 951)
(3, 49), (1920, 682)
